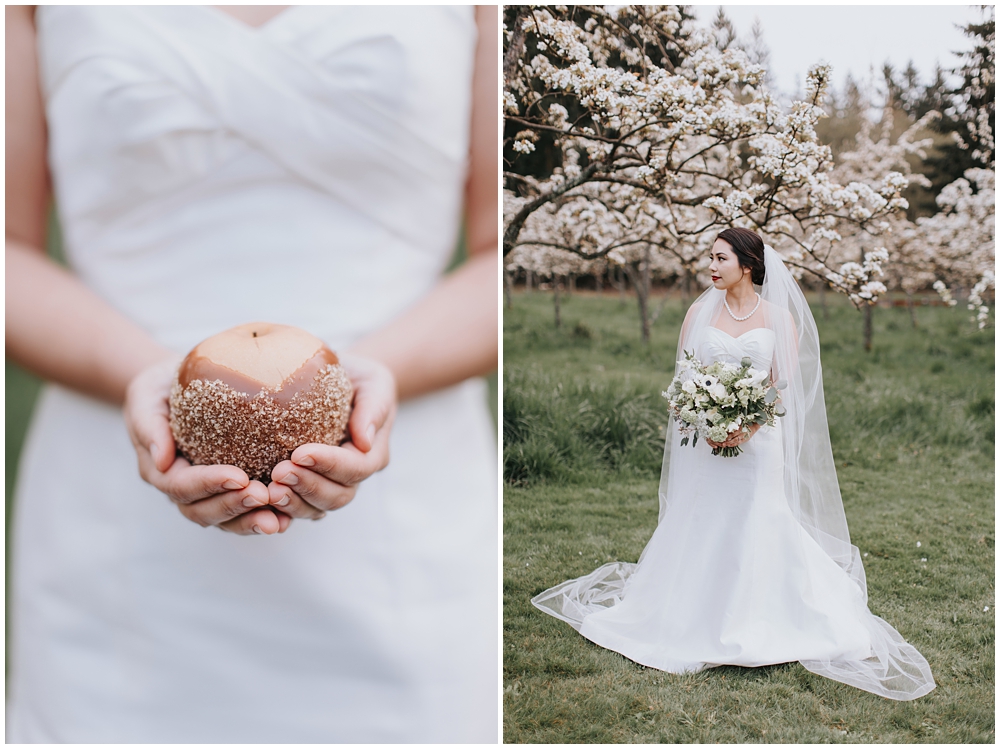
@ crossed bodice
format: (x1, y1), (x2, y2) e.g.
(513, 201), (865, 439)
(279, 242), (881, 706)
(36, 6), (477, 353)
(694, 326), (776, 372)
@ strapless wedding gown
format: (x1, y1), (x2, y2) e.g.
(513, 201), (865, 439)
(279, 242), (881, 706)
(8, 7), (496, 743)
(533, 327), (875, 673)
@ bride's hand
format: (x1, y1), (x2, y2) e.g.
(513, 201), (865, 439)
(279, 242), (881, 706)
(267, 353), (396, 515)
(706, 422), (761, 450)
(124, 356), (288, 536)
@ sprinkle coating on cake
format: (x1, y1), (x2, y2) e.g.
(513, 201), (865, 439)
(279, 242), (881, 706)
(169, 363), (353, 482)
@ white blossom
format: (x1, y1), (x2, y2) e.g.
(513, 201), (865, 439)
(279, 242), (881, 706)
(504, 6), (917, 310)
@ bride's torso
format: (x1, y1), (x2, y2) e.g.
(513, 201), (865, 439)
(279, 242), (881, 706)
(13, 10), (498, 740)
(694, 326), (776, 372)
(36, 5), (476, 353)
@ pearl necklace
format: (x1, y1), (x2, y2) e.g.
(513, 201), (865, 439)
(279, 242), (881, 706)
(725, 292), (761, 321)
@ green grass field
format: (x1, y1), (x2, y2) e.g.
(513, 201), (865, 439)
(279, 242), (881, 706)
(503, 289), (994, 743)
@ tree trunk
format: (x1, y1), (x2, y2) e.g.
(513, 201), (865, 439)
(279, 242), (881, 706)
(640, 249), (652, 344)
(553, 276), (562, 329)
(503, 7), (529, 84)
(503, 267), (513, 309)
(596, 270), (604, 296)
(858, 246), (872, 351)
(567, 272), (576, 297)
(650, 293), (670, 326)
(502, 163), (600, 257)
(624, 251), (652, 344)
(819, 281), (829, 320)
(617, 265), (627, 307)
(905, 290), (918, 328)
(526, 268), (534, 292)
(863, 303), (873, 352)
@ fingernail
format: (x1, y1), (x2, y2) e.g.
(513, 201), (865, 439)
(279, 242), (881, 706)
(366, 424), (376, 445)
(223, 479), (244, 491)
(252, 524), (263, 535)
(243, 495), (265, 508)
(150, 443), (160, 462)
(274, 493), (291, 507)
(313, 512), (327, 521)
(278, 472), (298, 486)
(294, 455), (315, 468)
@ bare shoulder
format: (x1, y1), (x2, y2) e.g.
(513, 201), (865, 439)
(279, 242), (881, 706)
(679, 299), (706, 344)
(683, 299), (705, 324)
(761, 298), (793, 322)
(760, 299), (799, 343)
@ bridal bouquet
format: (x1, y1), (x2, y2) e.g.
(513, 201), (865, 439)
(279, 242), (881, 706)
(662, 351), (785, 457)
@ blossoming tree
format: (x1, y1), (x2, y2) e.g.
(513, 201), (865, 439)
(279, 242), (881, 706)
(503, 5), (916, 344)
(922, 7), (995, 330)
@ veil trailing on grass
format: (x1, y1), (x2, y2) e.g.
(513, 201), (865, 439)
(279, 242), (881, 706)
(533, 245), (935, 701)
(653, 245), (935, 700)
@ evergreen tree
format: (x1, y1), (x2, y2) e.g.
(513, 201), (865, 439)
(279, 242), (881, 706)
(711, 7), (738, 51)
(746, 17), (773, 89)
(901, 60), (923, 113)
(952, 6), (995, 166)
(881, 62), (906, 113)
(912, 63), (950, 120)
(815, 73), (868, 157)
(919, 6), (995, 205)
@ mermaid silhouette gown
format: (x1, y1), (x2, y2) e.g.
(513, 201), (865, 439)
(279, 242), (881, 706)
(533, 327), (876, 671)
(8, 6), (496, 742)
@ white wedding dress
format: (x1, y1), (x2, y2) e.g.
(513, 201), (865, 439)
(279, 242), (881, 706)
(8, 6), (496, 743)
(533, 298), (935, 699)
(534, 327), (872, 667)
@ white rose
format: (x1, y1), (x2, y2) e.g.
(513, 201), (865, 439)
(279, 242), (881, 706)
(709, 384), (728, 401)
(682, 380), (697, 395)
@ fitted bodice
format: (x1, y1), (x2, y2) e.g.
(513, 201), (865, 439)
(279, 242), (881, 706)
(36, 6), (476, 354)
(694, 326), (776, 372)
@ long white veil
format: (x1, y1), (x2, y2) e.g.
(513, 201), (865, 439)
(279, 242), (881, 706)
(657, 245), (935, 700)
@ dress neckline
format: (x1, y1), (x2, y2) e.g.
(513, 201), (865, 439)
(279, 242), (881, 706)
(204, 5), (298, 32)
(707, 326), (773, 341)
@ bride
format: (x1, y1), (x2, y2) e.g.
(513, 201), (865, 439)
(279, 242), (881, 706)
(6, 5), (497, 742)
(532, 227), (936, 700)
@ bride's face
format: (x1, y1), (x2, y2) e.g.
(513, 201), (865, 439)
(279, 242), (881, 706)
(708, 239), (750, 290)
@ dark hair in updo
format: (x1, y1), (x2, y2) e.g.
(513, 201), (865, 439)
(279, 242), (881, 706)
(716, 228), (766, 285)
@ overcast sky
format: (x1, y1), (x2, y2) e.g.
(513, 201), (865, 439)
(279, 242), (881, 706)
(694, 5), (986, 99)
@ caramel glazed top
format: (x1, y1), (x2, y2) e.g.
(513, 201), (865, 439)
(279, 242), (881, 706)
(178, 348), (340, 407)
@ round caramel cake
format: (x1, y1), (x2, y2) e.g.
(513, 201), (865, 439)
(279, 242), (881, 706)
(168, 322), (353, 482)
